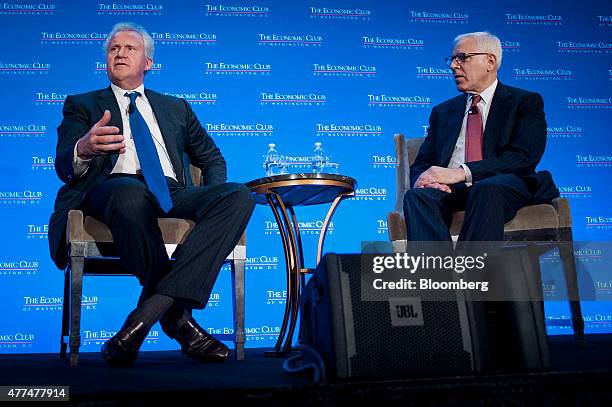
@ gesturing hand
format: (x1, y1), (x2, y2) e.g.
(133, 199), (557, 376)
(76, 110), (125, 159)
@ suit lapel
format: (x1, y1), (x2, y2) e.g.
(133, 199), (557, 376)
(440, 94), (468, 165)
(483, 82), (512, 158)
(144, 89), (184, 182)
(97, 87), (123, 168)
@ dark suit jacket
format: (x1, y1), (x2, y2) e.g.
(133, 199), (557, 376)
(49, 86), (227, 269)
(410, 82), (559, 201)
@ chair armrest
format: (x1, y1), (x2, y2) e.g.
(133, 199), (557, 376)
(236, 231), (246, 247)
(393, 135), (426, 214)
(189, 164), (203, 187)
(552, 197), (572, 228)
(66, 210), (85, 243)
(393, 134), (409, 213)
(387, 211), (407, 241)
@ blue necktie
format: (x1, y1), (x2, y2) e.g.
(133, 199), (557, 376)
(126, 91), (173, 212)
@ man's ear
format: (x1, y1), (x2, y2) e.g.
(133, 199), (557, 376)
(487, 54), (497, 71)
(144, 57), (153, 72)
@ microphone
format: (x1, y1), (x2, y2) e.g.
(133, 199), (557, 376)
(468, 94), (480, 115)
(128, 102), (135, 114)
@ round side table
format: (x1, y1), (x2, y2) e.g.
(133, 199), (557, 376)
(247, 173), (357, 355)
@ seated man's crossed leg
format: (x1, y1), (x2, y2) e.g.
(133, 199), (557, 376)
(81, 175), (254, 366)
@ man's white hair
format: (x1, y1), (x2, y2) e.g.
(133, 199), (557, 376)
(104, 22), (155, 59)
(454, 31), (502, 68)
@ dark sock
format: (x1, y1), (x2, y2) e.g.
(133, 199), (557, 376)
(130, 294), (174, 330)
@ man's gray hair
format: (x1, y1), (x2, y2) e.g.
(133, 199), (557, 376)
(104, 22), (155, 59)
(454, 31), (502, 68)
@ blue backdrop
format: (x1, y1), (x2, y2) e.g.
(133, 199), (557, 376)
(0, 0), (611, 353)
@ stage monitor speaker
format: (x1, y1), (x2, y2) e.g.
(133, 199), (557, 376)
(299, 253), (478, 379)
(299, 252), (550, 380)
(478, 248), (551, 371)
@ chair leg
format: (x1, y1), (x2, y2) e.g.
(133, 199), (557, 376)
(69, 255), (85, 367)
(60, 267), (70, 360)
(558, 237), (585, 345)
(526, 248), (551, 369)
(231, 258), (246, 361)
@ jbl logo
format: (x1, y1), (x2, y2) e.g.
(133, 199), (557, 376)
(389, 298), (424, 326)
(396, 304), (419, 319)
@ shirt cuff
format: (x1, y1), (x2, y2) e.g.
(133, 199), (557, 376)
(73, 140), (91, 177)
(460, 163), (473, 187)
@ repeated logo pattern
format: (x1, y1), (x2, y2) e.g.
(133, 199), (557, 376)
(0, 0), (611, 352)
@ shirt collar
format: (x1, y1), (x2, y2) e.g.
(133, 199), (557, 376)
(468, 79), (498, 106)
(110, 82), (146, 102)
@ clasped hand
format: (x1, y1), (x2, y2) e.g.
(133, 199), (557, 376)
(414, 166), (466, 193)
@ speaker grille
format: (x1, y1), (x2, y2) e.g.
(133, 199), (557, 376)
(339, 254), (472, 378)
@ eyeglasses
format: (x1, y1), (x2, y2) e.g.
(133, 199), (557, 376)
(444, 53), (489, 67)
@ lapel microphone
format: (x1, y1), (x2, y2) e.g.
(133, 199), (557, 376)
(468, 94), (481, 115)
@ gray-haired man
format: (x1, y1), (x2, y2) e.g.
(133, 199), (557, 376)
(404, 31), (558, 242)
(49, 22), (255, 366)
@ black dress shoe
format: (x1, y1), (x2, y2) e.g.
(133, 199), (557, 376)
(168, 317), (230, 362)
(101, 311), (150, 367)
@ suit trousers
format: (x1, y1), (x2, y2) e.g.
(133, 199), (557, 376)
(403, 174), (533, 242)
(81, 174), (255, 309)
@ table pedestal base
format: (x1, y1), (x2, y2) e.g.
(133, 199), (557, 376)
(246, 174), (356, 356)
(265, 192), (349, 354)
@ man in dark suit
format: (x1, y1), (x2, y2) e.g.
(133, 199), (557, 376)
(48, 22), (255, 367)
(404, 31), (558, 242)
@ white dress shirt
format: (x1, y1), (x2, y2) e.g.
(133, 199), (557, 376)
(448, 79), (498, 184)
(73, 83), (177, 181)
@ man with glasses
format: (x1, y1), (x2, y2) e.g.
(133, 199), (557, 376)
(49, 22), (255, 367)
(403, 31), (558, 242)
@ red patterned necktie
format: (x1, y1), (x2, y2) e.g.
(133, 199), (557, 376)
(465, 94), (483, 162)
